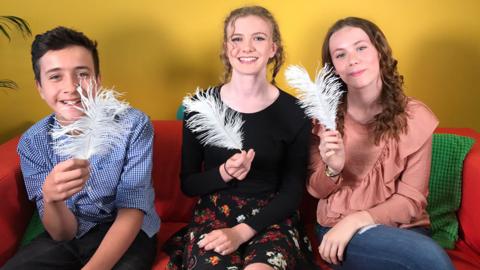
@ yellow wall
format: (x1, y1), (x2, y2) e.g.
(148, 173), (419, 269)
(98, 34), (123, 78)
(1, 0), (479, 143)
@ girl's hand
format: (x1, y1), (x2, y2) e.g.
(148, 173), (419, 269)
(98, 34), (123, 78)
(220, 149), (255, 182)
(319, 211), (375, 265)
(314, 124), (345, 174)
(197, 223), (255, 255)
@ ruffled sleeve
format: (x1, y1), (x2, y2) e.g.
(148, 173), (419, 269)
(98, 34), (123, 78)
(366, 99), (439, 226)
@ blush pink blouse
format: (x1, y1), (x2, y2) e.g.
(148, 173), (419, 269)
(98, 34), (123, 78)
(307, 99), (439, 228)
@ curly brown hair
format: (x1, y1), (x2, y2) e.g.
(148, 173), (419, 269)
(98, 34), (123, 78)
(322, 17), (408, 144)
(220, 6), (285, 85)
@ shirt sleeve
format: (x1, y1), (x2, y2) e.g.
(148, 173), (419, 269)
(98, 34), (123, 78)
(244, 120), (311, 232)
(115, 113), (154, 213)
(180, 113), (230, 197)
(17, 134), (51, 218)
(366, 135), (433, 226)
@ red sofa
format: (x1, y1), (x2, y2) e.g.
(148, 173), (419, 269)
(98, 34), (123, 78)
(0, 120), (479, 269)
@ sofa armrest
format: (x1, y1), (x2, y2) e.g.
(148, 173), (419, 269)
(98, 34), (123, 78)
(0, 136), (34, 266)
(458, 131), (480, 254)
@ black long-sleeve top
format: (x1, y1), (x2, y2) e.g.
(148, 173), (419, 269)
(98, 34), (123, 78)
(180, 88), (311, 232)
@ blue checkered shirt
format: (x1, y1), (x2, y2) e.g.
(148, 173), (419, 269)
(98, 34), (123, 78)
(18, 108), (160, 238)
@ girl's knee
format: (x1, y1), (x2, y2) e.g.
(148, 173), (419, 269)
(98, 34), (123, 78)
(423, 247), (454, 269)
(407, 238), (454, 270)
(244, 263), (275, 270)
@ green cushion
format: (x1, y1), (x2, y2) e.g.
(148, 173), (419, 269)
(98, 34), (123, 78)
(20, 209), (44, 246)
(427, 133), (475, 249)
(176, 105), (185, 120)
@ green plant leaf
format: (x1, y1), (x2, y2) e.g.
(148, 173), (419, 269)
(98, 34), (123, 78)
(0, 16), (31, 40)
(1, 16), (31, 89)
(0, 80), (18, 89)
(0, 25), (11, 40)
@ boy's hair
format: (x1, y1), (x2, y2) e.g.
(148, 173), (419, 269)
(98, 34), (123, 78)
(31, 26), (100, 83)
(321, 17), (408, 144)
(220, 5), (284, 85)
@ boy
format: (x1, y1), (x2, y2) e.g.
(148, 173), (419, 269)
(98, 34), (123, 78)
(2, 26), (160, 270)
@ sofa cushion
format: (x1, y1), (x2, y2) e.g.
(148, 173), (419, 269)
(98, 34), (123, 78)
(427, 133), (475, 249)
(447, 239), (480, 270)
(455, 130), (480, 263)
(0, 136), (34, 265)
(151, 121), (197, 223)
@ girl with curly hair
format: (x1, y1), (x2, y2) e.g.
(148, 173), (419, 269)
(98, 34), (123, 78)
(307, 17), (454, 270)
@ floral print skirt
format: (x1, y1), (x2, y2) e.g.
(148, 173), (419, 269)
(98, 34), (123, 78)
(163, 192), (318, 270)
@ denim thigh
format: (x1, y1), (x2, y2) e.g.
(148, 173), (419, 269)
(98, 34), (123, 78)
(315, 224), (454, 270)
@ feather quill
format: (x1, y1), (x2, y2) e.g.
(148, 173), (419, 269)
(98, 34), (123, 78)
(51, 80), (130, 159)
(183, 87), (244, 150)
(285, 64), (343, 130)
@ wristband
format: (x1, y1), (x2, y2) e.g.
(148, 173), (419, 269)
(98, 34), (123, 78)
(223, 162), (235, 179)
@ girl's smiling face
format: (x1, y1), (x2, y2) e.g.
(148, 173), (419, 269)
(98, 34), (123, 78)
(225, 15), (277, 78)
(329, 26), (381, 92)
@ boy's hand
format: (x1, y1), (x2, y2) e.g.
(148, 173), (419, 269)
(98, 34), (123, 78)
(43, 159), (90, 203)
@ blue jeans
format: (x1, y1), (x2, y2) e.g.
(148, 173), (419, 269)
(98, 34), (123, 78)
(315, 224), (454, 270)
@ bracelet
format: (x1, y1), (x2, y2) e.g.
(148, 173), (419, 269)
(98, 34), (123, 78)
(325, 165), (341, 178)
(223, 162), (235, 179)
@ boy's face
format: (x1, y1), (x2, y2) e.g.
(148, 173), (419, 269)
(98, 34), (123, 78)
(36, 45), (99, 125)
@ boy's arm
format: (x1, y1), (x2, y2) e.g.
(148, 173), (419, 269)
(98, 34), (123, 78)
(42, 159), (90, 240)
(42, 201), (78, 240)
(81, 208), (144, 270)
(83, 112), (156, 269)
(18, 130), (89, 241)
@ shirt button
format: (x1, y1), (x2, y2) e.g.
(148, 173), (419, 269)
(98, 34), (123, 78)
(87, 186), (93, 192)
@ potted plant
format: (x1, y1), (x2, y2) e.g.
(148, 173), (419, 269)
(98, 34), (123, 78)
(1, 16), (31, 89)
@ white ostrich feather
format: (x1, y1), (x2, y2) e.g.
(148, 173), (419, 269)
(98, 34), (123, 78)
(285, 64), (343, 130)
(51, 80), (130, 159)
(183, 87), (244, 150)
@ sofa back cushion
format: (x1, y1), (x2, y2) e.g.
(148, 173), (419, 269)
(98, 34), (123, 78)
(0, 137), (34, 264)
(152, 121), (197, 223)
